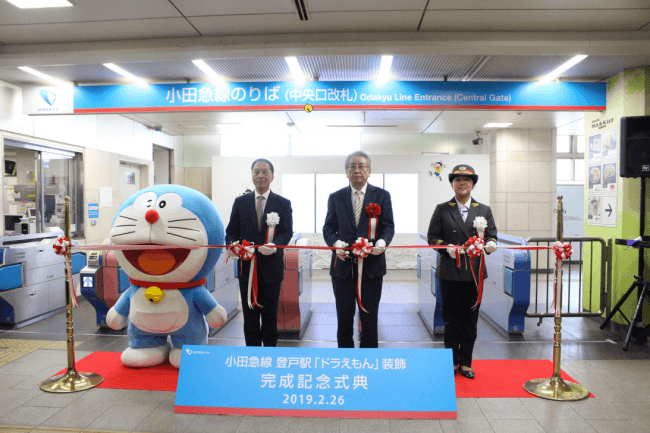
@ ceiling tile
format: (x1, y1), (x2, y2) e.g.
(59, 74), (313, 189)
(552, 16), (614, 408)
(420, 9), (650, 32)
(0, 18), (199, 44)
(427, 0), (650, 9)
(171, 0), (297, 16)
(391, 55), (481, 81)
(469, 55), (573, 81)
(202, 58), (293, 82)
(298, 56), (382, 81)
(190, 11), (422, 35)
(0, 0), (180, 25)
(308, 0), (428, 12)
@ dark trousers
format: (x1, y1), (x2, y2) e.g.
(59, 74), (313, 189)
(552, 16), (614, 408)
(332, 269), (383, 348)
(238, 279), (282, 347)
(439, 278), (481, 368)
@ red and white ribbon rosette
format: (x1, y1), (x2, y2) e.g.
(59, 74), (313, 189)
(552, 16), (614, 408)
(52, 236), (78, 308)
(365, 203), (381, 240)
(265, 212), (279, 244)
(352, 237), (373, 313)
(551, 241), (573, 317)
(231, 240), (261, 309)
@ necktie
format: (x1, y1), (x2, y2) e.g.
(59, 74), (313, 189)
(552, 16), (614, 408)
(461, 205), (468, 222)
(354, 190), (363, 226)
(256, 196), (265, 230)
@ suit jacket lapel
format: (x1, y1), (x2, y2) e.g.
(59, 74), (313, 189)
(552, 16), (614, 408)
(246, 192), (259, 233)
(447, 197), (470, 238)
(343, 186), (357, 229)
(465, 198), (479, 235)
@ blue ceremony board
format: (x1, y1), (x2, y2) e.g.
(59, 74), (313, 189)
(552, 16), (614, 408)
(174, 346), (457, 419)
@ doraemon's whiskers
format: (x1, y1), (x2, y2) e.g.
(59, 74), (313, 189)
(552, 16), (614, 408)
(119, 215), (137, 221)
(167, 232), (197, 242)
(168, 226), (200, 232)
(112, 231), (137, 237)
(114, 224), (136, 228)
(168, 218), (197, 223)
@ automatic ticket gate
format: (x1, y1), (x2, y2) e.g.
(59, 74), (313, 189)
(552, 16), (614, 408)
(482, 233), (531, 339)
(417, 232), (532, 340)
(278, 234), (313, 338)
(209, 250), (240, 334)
(417, 232), (444, 336)
(0, 232), (85, 328)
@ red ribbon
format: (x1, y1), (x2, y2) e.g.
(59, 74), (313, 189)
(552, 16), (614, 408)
(351, 238), (373, 313)
(230, 240), (261, 309)
(366, 203), (381, 240)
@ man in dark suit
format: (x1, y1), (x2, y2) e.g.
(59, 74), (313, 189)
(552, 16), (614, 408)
(427, 164), (497, 379)
(323, 151), (395, 348)
(225, 159), (293, 347)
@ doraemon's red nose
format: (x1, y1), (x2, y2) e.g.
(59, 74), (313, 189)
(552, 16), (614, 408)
(145, 209), (159, 224)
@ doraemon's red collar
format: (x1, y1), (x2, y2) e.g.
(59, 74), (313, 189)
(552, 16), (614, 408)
(129, 278), (207, 290)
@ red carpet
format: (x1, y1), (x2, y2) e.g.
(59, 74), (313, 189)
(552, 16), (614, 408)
(56, 353), (593, 398)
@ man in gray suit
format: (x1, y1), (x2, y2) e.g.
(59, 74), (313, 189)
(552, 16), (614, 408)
(427, 164), (497, 379)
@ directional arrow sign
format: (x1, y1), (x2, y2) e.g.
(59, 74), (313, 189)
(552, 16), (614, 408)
(606, 204), (612, 217)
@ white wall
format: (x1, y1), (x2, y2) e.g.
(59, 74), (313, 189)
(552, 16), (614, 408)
(212, 153), (490, 269)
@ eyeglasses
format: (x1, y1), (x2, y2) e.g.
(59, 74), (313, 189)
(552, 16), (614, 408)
(348, 164), (368, 171)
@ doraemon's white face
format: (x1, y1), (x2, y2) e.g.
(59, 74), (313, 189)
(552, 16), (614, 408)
(109, 191), (209, 283)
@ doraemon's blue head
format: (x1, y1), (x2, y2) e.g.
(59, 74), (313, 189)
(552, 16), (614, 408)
(110, 185), (224, 283)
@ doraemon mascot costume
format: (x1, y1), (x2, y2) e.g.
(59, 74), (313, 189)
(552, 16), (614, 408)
(106, 185), (227, 368)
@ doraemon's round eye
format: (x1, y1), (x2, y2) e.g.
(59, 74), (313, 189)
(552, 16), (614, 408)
(132, 192), (158, 217)
(155, 193), (182, 218)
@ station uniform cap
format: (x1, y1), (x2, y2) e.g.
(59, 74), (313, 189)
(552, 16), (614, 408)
(448, 164), (478, 184)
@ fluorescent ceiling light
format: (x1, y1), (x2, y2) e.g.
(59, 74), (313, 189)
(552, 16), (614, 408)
(377, 55), (393, 85)
(5, 0), (72, 8)
(327, 125), (398, 128)
(103, 63), (147, 87)
(17, 66), (71, 86)
(285, 57), (305, 85)
(483, 123), (513, 128)
(538, 55), (588, 83)
(214, 123), (243, 132)
(191, 59), (225, 85)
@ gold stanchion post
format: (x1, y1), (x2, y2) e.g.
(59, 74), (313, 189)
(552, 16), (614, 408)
(40, 196), (103, 392)
(523, 195), (589, 401)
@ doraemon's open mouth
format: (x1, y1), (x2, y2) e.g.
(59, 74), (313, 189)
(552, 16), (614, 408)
(122, 244), (191, 276)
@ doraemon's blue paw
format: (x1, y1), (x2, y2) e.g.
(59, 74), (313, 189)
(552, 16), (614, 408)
(121, 342), (171, 367)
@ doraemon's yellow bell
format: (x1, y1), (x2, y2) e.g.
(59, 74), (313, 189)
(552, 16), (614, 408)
(144, 286), (164, 303)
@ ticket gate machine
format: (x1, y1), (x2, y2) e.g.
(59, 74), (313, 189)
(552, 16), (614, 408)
(481, 233), (531, 339)
(417, 233), (445, 336)
(277, 234), (313, 338)
(0, 232), (85, 328)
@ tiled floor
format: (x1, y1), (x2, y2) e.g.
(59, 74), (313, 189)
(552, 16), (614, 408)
(0, 270), (649, 432)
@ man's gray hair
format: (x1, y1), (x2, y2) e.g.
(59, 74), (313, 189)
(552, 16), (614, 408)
(344, 150), (371, 170)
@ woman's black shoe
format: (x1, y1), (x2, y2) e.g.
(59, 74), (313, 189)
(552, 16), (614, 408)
(459, 367), (475, 379)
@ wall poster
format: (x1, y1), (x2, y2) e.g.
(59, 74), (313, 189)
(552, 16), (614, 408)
(587, 127), (618, 228)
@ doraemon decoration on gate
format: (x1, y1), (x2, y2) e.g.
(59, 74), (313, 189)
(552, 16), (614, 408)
(106, 185), (227, 368)
(429, 161), (446, 181)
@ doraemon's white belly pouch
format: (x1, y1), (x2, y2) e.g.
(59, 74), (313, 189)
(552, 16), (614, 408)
(130, 288), (189, 333)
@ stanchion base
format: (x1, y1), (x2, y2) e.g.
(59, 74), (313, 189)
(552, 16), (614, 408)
(39, 368), (103, 393)
(524, 375), (589, 401)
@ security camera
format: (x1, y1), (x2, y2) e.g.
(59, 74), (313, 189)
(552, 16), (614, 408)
(472, 131), (483, 145)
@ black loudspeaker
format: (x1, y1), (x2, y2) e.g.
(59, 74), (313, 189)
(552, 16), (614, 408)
(620, 115), (650, 178)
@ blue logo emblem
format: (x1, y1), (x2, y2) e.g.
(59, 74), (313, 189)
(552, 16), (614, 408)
(39, 90), (56, 106)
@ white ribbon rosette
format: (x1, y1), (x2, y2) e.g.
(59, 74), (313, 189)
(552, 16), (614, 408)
(266, 212), (280, 243)
(473, 216), (488, 239)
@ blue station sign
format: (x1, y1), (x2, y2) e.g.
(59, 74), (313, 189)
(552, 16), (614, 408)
(174, 346), (457, 419)
(74, 81), (605, 113)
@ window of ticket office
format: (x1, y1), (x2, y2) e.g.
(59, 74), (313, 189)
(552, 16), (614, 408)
(3, 140), (83, 238)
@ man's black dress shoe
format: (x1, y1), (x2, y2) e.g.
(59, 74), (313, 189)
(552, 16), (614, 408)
(459, 367), (475, 379)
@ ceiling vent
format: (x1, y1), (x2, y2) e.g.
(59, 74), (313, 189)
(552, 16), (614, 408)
(293, 0), (309, 21)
